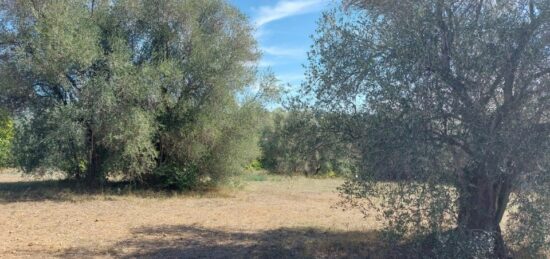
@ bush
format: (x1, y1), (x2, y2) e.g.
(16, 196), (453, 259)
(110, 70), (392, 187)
(0, 110), (14, 167)
(245, 159), (264, 171)
(148, 163), (200, 191)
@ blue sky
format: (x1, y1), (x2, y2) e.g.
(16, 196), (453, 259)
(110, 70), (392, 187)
(229, 0), (332, 90)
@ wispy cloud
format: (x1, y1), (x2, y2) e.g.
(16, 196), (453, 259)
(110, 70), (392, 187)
(262, 46), (307, 59)
(258, 60), (277, 67)
(253, 0), (324, 27)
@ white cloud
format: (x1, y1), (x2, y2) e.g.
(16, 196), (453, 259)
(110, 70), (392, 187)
(248, 1), (322, 82)
(253, 0), (325, 27)
(258, 60), (277, 67)
(262, 46), (307, 59)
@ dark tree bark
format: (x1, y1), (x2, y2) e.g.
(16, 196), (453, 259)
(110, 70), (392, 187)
(458, 164), (513, 258)
(84, 126), (106, 188)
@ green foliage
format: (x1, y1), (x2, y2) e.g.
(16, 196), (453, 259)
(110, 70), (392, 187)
(14, 106), (88, 177)
(0, 110), (14, 167)
(245, 160), (264, 171)
(505, 154), (550, 255)
(1, 0), (267, 190)
(307, 0), (550, 256)
(260, 107), (356, 176)
(148, 163), (199, 190)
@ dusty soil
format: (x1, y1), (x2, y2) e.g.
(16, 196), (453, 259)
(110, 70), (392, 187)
(0, 170), (382, 258)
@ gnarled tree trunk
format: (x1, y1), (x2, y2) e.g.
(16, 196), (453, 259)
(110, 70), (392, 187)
(84, 127), (106, 188)
(458, 165), (513, 258)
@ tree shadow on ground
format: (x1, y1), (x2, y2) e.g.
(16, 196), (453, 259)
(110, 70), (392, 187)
(60, 225), (409, 259)
(0, 179), (89, 203)
(0, 178), (197, 203)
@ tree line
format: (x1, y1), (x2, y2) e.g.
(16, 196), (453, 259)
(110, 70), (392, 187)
(0, 0), (351, 186)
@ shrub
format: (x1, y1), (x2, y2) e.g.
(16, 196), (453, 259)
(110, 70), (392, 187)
(0, 110), (14, 167)
(148, 163), (199, 191)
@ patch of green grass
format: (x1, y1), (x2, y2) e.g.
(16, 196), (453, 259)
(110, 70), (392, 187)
(246, 174), (267, 181)
(240, 170), (269, 182)
(235, 169), (291, 183)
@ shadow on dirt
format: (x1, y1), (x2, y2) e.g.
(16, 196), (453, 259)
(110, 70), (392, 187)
(0, 179), (89, 203)
(60, 225), (396, 258)
(0, 178), (194, 203)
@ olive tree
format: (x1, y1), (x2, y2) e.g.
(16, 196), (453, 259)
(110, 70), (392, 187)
(306, 0), (550, 257)
(0, 0), (262, 189)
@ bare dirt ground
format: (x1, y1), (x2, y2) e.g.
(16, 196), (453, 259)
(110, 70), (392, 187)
(0, 170), (382, 258)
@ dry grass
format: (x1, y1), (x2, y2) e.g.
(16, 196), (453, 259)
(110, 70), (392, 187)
(0, 170), (385, 258)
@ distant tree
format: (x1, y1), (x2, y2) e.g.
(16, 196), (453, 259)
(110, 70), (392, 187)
(306, 0), (550, 257)
(260, 106), (356, 176)
(0, 0), (263, 189)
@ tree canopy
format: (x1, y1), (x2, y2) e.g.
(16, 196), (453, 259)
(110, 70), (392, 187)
(306, 0), (550, 257)
(0, 0), (268, 188)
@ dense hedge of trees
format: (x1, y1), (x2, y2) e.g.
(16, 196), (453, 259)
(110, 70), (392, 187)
(260, 108), (356, 176)
(0, 0), (271, 189)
